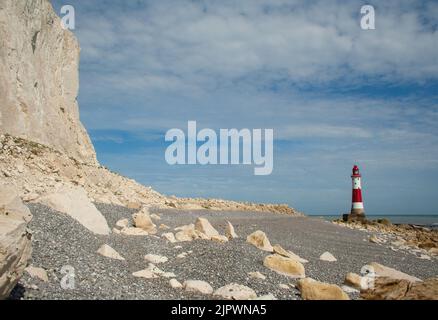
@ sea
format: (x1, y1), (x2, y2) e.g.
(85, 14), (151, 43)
(311, 215), (438, 229)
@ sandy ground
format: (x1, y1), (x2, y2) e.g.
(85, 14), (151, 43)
(10, 204), (437, 300)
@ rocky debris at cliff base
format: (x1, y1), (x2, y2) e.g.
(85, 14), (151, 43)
(24, 266), (49, 282)
(36, 185), (110, 235)
(0, 184), (33, 299)
(132, 208), (157, 234)
(0, 133), (301, 225)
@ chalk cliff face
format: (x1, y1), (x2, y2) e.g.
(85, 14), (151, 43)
(0, 0), (97, 164)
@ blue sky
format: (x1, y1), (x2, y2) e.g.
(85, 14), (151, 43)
(51, 0), (438, 215)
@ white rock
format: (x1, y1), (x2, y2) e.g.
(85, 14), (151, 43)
(132, 269), (159, 279)
(132, 208), (156, 234)
(214, 283), (257, 300)
(252, 293), (277, 300)
(211, 235), (229, 243)
(341, 285), (359, 294)
(150, 213), (161, 220)
(120, 227), (149, 236)
(162, 272), (177, 278)
(248, 271), (266, 280)
(365, 262), (422, 282)
(246, 230), (273, 252)
(115, 219), (129, 229)
(0, 185), (33, 299)
(25, 266), (48, 282)
(144, 254), (168, 264)
(97, 244), (125, 260)
(278, 284), (290, 289)
(183, 280), (214, 295)
(225, 221), (238, 239)
(36, 185), (110, 235)
(195, 217), (219, 238)
(169, 279), (183, 289)
(319, 251), (337, 262)
(162, 232), (177, 243)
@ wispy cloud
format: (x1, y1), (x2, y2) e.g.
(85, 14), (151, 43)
(51, 0), (438, 214)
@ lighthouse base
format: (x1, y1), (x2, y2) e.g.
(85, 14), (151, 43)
(343, 211), (366, 222)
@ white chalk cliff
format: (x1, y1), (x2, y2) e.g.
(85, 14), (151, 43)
(0, 0), (97, 164)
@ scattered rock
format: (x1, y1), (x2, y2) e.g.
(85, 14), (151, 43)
(428, 248), (438, 256)
(297, 278), (350, 300)
(183, 280), (214, 295)
(341, 285), (359, 294)
(365, 262), (422, 282)
(214, 283), (257, 300)
(169, 278), (183, 289)
(120, 227), (149, 236)
(97, 244), (125, 260)
(36, 185), (110, 235)
(344, 272), (363, 289)
(177, 252), (189, 259)
(0, 185), (32, 299)
(162, 232), (177, 243)
(132, 269), (159, 279)
(252, 293), (277, 300)
(319, 251), (337, 262)
(361, 277), (438, 300)
(159, 224), (170, 230)
(263, 254), (305, 278)
(112, 227), (121, 234)
(144, 254), (168, 264)
(246, 230), (273, 252)
(211, 235), (229, 243)
(248, 271), (266, 280)
(418, 254), (431, 260)
(25, 266), (48, 282)
(150, 213), (161, 220)
(369, 234), (383, 244)
(132, 208), (157, 234)
(195, 217), (219, 238)
(273, 244), (308, 263)
(225, 221), (238, 239)
(115, 218), (129, 229)
(278, 284), (289, 290)
(0, 185), (33, 222)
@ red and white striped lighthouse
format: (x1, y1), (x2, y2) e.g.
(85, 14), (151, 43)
(351, 165), (365, 216)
